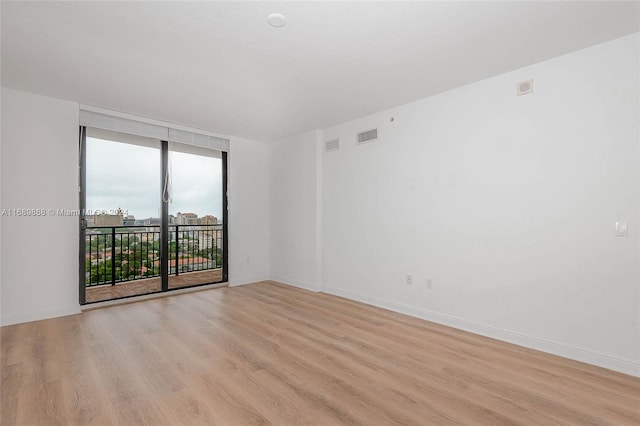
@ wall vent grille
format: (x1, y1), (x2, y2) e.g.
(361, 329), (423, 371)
(517, 79), (534, 96)
(325, 139), (340, 152)
(357, 128), (378, 144)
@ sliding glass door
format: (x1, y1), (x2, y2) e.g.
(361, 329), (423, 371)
(167, 144), (225, 289)
(79, 126), (228, 304)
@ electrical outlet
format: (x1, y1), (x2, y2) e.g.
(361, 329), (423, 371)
(615, 221), (628, 237)
(406, 274), (412, 285)
(426, 279), (433, 289)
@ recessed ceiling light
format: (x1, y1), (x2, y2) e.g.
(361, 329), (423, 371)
(267, 13), (287, 28)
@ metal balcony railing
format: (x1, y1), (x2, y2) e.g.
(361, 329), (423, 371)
(85, 224), (223, 287)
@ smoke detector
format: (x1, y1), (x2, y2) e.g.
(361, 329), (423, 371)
(268, 13), (287, 28)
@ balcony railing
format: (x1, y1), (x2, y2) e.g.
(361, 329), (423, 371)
(85, 224), (223, 287)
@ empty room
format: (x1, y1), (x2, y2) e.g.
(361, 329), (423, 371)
(1, 1), (639, 424)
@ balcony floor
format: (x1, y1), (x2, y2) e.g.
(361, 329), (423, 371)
(85, 269), (223, 303)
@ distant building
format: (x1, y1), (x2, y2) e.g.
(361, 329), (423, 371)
(176, 212), (199, 225)
(169, 214), (176, 225)
(199, 234), (214, 251)
(144, 218), (161, 231)
(201, 215), (218, 225)
(94, 209), (123, 227)
(139, 233), (158, 243)
(123, 215), (136, 226)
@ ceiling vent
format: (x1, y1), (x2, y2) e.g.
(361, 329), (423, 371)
(357, 128), (378, 144)
(517, 79), (534, 96)
(325, 138), (340, 152)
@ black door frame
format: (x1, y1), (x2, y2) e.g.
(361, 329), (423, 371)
(79, 126), (229, 305)
(78, 126), (87, 305)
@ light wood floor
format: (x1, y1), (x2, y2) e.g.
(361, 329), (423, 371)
(2, 281), (639, 425)
(85, 269), (223, 303)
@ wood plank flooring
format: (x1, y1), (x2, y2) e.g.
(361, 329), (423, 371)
(2, 281), (639, 425)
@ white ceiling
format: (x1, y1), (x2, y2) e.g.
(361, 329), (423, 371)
(2, 1), (638, 142)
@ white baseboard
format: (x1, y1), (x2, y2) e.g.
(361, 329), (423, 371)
(1, 305), (81, 327)
(322, 285), (640, 378)
(270, 276), (321, 292)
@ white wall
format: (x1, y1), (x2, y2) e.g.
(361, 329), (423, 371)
(0, 86), (3, 322)
(269, 130), (321, 291)
(2, 35), (638, 377)
(272, 34), (640, 376)
(228, 136), (270, 286)
(1, 88), (81, 325)
(0, 88), (271, 325)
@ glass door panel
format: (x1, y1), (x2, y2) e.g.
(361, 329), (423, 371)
(83, 129), (161, 303)
(167, 144), (224, 289)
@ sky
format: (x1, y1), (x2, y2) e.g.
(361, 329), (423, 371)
(86, 138), (223, 220)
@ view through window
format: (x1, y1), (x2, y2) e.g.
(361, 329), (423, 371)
(167, 148), (223, 289)
(82, 132), (226, 303)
